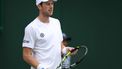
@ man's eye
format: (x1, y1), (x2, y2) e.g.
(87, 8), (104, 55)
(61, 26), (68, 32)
(46, 2), (54, 5)
(51, 2), (54, 5)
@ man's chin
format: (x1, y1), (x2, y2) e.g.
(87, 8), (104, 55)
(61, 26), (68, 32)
(49, 13), (53, 16)
(45, 12), (53, 17)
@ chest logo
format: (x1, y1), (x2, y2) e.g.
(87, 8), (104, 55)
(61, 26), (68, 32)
(40, 33), (45, 38)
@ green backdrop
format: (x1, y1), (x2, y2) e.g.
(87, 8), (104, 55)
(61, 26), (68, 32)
(0, 0), (122, 69)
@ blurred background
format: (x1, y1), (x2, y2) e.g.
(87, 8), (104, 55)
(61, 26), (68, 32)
(0, 0), (122, 69)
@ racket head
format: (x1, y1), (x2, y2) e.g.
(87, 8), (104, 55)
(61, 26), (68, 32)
(70, 45), (88, 68)
(56, 45), (88, 69)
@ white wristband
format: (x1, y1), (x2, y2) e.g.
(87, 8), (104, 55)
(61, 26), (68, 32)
(37, 64), (46, 69)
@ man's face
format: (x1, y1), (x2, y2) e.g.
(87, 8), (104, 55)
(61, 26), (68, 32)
(38, 0), (54, 16)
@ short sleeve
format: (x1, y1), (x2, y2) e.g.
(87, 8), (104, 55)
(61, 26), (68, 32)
(22, 26), (36, 49)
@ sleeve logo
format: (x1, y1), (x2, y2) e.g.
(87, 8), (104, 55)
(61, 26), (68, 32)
(23, 40), (30, 43)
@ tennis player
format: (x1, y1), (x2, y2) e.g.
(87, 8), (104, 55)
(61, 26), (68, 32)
(62, 33), (71, 69)
(22, 0), (72, 69)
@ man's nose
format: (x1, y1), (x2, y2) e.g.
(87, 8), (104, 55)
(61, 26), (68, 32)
(50, 4), (53, 9)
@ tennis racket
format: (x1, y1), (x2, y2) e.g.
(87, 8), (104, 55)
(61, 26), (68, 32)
(56, 45), (88, 69)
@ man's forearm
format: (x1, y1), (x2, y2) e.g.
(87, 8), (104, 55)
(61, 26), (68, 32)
(23, 54), (39, 68)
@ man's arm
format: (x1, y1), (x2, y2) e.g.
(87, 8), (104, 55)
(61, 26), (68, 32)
(23, 47), (39, 68)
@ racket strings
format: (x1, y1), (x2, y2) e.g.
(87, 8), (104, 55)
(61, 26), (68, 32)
(71, 46), (88, 65)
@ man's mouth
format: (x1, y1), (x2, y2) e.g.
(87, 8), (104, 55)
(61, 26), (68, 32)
(49, 10), (52, 12)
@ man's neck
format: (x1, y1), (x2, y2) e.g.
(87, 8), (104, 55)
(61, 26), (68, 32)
(38, 14), (49, 23)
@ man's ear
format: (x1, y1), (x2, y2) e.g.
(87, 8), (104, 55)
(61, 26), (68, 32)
(37, 5), (42, 10)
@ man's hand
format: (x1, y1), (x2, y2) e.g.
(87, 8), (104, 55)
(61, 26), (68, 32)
(62, 47), (74, 54)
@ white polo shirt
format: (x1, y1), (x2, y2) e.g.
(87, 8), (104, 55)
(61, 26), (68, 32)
(22, 17), (63, 69)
